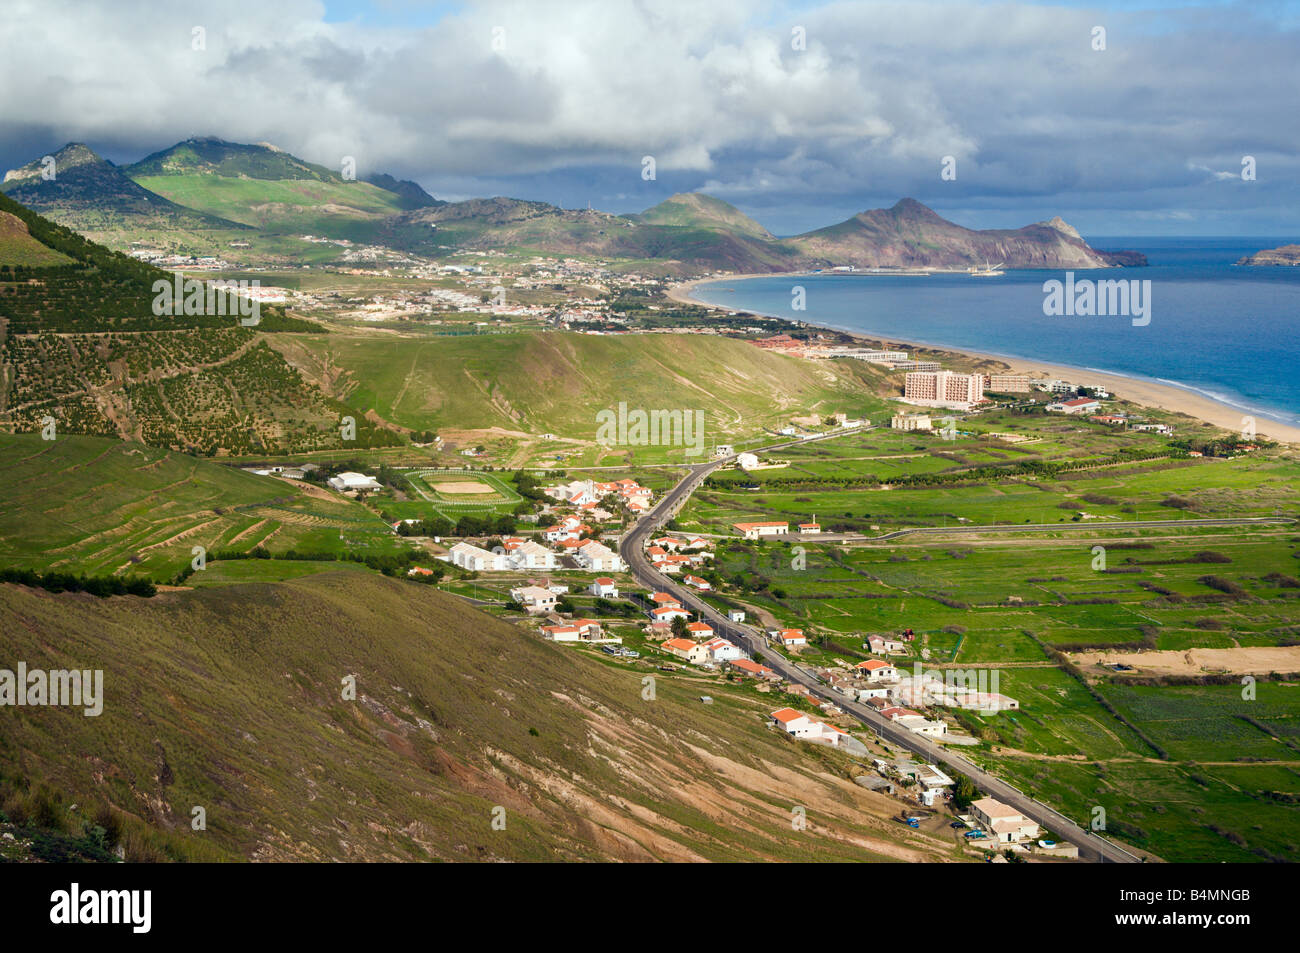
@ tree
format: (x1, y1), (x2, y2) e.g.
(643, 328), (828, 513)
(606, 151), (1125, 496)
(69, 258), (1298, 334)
(671, 616), (689, 639)
(951, 772), (979, 811)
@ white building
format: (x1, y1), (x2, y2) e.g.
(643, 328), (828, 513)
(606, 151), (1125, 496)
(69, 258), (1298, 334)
(449, 542), (508, 571)
(328, 471), (383, 493)
(1046, 397), (1100, 415)
(890, 412), (933, 431)
(588, 577), (619, 598)
(574, 540), (625, 573)
(770, 708), (849, 746)
(511, 540), (558, 570)
(734, 521), (789, 539)
(702, 638), (743, 662)
(903, 371), (987, 411)
(510, 585), (558, 614)
(970, 797), (1040, 843)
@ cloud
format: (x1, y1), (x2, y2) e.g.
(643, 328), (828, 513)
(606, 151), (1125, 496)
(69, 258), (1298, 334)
(0, 0), (1297, 233)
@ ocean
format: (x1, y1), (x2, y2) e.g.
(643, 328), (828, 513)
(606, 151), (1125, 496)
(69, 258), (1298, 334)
(687, 238), (1300, 428)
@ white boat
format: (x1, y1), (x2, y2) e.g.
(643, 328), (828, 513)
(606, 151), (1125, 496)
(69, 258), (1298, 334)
(967, 260), (1005, 276)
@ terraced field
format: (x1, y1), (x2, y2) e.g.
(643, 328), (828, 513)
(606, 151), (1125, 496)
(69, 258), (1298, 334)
(0, 433), (407, 580)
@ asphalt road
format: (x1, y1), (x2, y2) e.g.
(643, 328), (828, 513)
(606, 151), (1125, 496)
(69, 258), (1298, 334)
(618, 453), (1144, 864)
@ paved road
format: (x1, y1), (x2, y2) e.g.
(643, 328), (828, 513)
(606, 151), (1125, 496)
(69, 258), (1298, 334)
(618, 453), (1144, 864)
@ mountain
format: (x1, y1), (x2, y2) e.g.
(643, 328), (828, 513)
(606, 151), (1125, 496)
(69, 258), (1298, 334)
(4, 140), (1138, 272)
(376, 195), (807, 275)
(363, 172), (442, 210)
(0, 568), (950, 862)
(634, 192), (774, 239)
(124, 137), (412, 230)
(789, 197), (1127, 270)
(1236, 243), (1300, 266)
(0, 143), (248, 243)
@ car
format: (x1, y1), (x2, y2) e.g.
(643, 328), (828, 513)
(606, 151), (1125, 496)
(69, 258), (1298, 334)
(601, 645), (619, 655)
(950, 821), (966, 829)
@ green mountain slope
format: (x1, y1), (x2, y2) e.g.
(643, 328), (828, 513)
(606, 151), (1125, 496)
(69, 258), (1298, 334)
(0, 210), (72, 267)
(0, 433), (402, 580)
(127, 137), (410, 230)
(374, 196), (806, 274)
(0, 571), (953, 862)
(270, 329), (890, 446)
(1, 143), (250, 249)
(635, 192), (774, 239)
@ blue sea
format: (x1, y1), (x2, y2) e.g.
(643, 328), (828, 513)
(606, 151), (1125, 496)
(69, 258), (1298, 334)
(687, 238), (1300, 428)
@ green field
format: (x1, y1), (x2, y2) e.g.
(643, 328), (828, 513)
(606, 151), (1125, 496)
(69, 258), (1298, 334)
(668, 412), (1300, 861)
(0, 433), (411, 581)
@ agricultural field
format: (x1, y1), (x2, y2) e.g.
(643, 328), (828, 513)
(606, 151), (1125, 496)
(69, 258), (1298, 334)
(668, 417), (1300, 861)
(0, 433), (412, 582)
(688, 412), (1300, 536)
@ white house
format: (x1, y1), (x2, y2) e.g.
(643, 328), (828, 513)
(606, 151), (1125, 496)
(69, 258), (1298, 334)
(651, 606), (691, 623)
(686, 621), (714, 639)
(510, 585), (558, 614)
(855, 659), (898, 682)
(511, 540), (558, 570)
(574, 540), (625, 573)
(970, 797), (1040, 843)
(588, 577), (619, 598)
(734, 521), (789, 539)
(769, 708), (848, 746)
(683, 574), (711, 590)
(773, 628), (807, 647)
(866, 634), (907, 655)
(1046, 397), (1100, 415)
(450, 542), (508, 571)
(702, 638), (743, 662)
(728, 609), (746, 623)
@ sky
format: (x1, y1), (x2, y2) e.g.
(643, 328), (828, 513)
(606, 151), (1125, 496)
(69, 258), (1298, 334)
(1, 0), (1297, 237)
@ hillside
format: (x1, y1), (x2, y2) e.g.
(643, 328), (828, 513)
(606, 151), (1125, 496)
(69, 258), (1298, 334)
(0, 572), (954, 862)
(0, 193), (397, 454)
(1236, 243), (1300, 266)
(0, 210), (72, 267)
(789, 198), (1124, 269)
(126, 137), (411, 230)
(634, 192), (774, 239)
(362, 173), (442, 211)
(5, 139), (1136, 273)
(269, 330), (892, 456)
(0, 433), (406, 582)
(375, 197), (805, 275)
(0, 143), (249, 248)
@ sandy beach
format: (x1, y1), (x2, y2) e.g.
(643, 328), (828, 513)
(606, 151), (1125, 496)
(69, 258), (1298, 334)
(666, 275), (1300, 445)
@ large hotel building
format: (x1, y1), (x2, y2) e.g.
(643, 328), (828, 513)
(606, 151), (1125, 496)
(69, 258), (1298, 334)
(903, 370), (988, 411)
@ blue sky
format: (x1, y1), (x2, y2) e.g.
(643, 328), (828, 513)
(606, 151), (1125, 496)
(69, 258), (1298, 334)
(1, 0), (1297, 237)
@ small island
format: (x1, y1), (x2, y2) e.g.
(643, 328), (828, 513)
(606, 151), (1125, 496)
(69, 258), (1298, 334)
(1236, 243), (1300, 266)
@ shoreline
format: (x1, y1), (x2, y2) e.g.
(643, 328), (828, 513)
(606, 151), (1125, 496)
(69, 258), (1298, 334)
(666, 274), (1300, 445)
